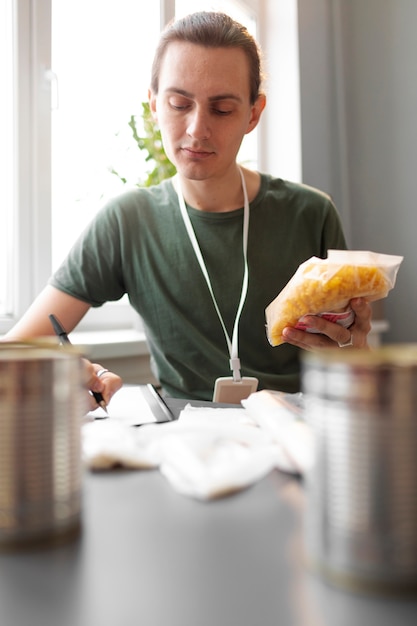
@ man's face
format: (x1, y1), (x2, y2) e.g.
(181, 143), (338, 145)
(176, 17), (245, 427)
(149, 42), (263, 182)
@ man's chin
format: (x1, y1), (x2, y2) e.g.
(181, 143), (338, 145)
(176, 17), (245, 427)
(175, 162), (214, 182)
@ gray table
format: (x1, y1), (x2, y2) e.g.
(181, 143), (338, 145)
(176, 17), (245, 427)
(1, 398), (417, 626)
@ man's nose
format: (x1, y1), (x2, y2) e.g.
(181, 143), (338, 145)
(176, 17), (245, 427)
(186, 108), (211, 140)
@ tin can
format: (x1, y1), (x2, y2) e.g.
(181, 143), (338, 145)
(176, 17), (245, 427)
(302, 345), (417, 594)
(0, 342), (87, 550)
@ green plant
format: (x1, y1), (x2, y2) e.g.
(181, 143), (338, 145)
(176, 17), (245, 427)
(111, 102), (176, 187)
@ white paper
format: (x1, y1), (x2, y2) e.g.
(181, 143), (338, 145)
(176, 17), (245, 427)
(88, 385), (161, 426)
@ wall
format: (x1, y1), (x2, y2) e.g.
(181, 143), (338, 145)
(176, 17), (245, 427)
(297, 0), (417, 342)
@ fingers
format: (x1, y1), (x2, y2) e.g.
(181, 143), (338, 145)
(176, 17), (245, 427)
(282, 298), (372, 351)
(282, 325), (332, 351)
(91, 366), (123, 405)
(82, 360), (123, 410)
(350, 297), (372, 335)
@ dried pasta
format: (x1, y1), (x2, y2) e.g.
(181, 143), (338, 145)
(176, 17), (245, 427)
(265, 251), (403, 347)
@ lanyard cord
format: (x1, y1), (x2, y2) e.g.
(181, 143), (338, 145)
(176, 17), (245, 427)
(176, 167), (250, 382)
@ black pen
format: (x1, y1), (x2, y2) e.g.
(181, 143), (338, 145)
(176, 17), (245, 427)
(49, 313), (108, 413)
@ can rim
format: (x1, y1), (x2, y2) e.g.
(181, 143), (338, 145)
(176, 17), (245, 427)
(0, 340), (85, 360)
(302, 343), (417, 367)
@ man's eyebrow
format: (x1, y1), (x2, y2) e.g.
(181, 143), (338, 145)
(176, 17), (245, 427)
(209, 94), (243, 103)
(165, 88), (243, 103)
(165, 88), (193, 97)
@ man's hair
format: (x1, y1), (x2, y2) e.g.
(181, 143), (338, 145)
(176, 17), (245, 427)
(150, 11), (264, 104)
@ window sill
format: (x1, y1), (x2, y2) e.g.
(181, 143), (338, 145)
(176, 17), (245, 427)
(0, 320), (389, 359)
(70, 329), (150, 360)
(70, 319), (389, 359)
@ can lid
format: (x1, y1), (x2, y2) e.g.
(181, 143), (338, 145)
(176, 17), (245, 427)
(302, 343), (417, 368)
(0, 340), (84, 361)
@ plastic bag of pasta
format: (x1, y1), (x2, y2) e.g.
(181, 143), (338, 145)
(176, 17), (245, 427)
(265, 250), (403, 346)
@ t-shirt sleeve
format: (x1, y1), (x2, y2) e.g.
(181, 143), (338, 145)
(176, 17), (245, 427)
(320, 195), (348, 255)
(49, 202), (127, 307)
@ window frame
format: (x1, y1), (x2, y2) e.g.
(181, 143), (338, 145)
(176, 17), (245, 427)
(0, 0), (51, 334)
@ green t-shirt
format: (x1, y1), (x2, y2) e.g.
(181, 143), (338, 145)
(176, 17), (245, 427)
(50, 174), (347, 399)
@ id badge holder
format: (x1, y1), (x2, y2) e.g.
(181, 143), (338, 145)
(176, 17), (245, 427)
(213, 376), (258, 404)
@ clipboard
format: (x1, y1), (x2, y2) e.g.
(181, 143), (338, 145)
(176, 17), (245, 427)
(89, 384), (174, 426)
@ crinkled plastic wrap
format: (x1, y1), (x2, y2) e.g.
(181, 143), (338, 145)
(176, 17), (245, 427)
(265, 250), (403, 347)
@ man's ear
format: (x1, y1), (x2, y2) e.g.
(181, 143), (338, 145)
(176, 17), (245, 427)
(148, 88), (158, 121)
(246, 93), (266, 134)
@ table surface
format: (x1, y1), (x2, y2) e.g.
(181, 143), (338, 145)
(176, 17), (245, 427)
(1, 398), (417, 626)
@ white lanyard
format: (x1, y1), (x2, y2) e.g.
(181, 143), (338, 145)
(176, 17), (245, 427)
(175, 167), (250, 382)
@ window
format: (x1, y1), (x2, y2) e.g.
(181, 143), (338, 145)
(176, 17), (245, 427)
(49, 0), (161, 330)
(1, 0), (163, 334)
(1, 0), (272, 336)
(51, 0), (161, 271)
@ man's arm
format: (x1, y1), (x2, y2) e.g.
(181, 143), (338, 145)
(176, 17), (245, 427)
(4, 285), (91, 340)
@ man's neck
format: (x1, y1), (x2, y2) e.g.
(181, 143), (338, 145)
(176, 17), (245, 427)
(176, 166), (260, 213)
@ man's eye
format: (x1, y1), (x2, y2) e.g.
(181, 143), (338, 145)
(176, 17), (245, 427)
(212, 108), (233, 116)
(169, 100), (190, 111)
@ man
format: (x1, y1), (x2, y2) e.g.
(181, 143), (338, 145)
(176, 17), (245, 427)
(4, 12), (371, 405)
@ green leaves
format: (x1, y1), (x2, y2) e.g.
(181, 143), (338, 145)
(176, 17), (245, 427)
(113, 102), (176, 188)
